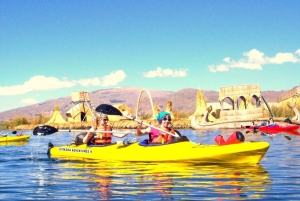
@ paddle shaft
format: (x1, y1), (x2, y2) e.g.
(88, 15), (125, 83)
(95, 104), (179, 138)
(52, 129), (132, 137)
(261, 95), (275, 118)
(122, 114), (179, 138)
(55, 129), (131, 134)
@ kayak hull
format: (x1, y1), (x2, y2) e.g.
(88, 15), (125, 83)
(0, 135), (31, 142)
(258, 124), (300, 132)
(241, 124), (300, 132)
(48, 140), (270, 164)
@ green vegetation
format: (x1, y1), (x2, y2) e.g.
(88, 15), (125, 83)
(139, 111), (192, 120)
(173, 111), (192, 119)
(0, 114), (51, 130)
(270, 103), (300, 119)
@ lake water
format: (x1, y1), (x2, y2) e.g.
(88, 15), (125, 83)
(1, 128), (300, 200)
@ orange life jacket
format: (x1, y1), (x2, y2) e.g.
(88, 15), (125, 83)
(92, 126), (112, 144)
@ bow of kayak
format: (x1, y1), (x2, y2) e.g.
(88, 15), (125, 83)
(48, 140), (270, 164)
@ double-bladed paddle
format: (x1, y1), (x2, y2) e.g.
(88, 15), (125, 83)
(32, 125), (131, 138)
(95, 104), (181, 138)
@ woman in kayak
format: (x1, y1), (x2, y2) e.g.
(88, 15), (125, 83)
(83, 113), (113, 145)
(136, 111), (175, 144)
(83, 113), (132, 145)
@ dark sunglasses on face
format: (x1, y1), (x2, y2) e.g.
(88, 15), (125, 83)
(97, 119), (108, 122)
(163, 118), (171, 121)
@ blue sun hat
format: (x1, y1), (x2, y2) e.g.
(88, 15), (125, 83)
(156, 111), (170, 121)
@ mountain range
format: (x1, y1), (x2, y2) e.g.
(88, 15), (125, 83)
(0, 86), (286, 122)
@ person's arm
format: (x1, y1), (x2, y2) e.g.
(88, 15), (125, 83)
(136, 122), (151, 136)
(83, 127), (95, 144)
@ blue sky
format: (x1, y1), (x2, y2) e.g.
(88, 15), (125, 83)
(0, 1), (299, 112)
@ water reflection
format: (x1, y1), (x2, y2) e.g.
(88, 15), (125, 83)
(0, 140), (29, 146)
(245, 129), (300, 142)
(54, 160), (272, 200)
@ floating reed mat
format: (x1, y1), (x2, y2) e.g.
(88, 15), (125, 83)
(14, 119), (192, 130)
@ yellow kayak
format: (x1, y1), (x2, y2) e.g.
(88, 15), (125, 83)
(0, 135), (31, 142)
(48, 140), (270, 164)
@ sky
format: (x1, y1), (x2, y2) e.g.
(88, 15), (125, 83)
(0, 1), (300, 112)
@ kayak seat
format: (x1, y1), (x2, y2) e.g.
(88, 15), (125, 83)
(260, 122), (267, 126)
(74, 132), (87, 145)
(139, 139), (172, 146)
(88, 143), (116, 147)
(138, 136), (189, 146)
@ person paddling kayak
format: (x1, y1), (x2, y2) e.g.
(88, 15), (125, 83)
(136, 111), (176, 144)
(83, 113), (131, 145)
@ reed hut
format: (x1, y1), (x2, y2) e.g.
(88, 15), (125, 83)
(46, 105), (68, 124)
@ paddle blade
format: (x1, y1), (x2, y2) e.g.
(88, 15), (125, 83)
(33, 125), (58, 136)
(12, 131), (17, 134)
(95, 104), (122, 115)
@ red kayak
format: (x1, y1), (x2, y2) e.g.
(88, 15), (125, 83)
(242, 123), (299, 130)
(258, 124), (300, 132)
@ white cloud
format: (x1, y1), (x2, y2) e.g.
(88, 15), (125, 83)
(101, 70), (127, 86)
(265, 53), (298, 64)
(0, 70), (127, 96)
(209, 64), (229, 73)
(20, 98), (39, 105)
(78, 78), (101, 87)
(142, 67), (188, 78)
(0, 76), (76, 96)
(210, 49), (300, 72)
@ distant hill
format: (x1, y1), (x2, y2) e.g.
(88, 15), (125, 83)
(0, 86), (286, 122)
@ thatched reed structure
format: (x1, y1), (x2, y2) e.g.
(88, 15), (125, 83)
(46, 105), (68, 124)
(165, 100), (175, 119)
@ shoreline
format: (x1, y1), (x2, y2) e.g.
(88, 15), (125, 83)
(15, 119), (192, 131)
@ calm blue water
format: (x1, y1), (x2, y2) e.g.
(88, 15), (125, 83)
(1, 128), (300, 200)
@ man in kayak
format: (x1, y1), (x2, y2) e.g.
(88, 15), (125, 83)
(136, 111), (175, 144)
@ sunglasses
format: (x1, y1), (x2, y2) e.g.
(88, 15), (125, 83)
(97, 119), (108, 121)
(162, 118), (172, 121)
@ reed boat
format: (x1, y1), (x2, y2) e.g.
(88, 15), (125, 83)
(191, 111), (255, 129)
